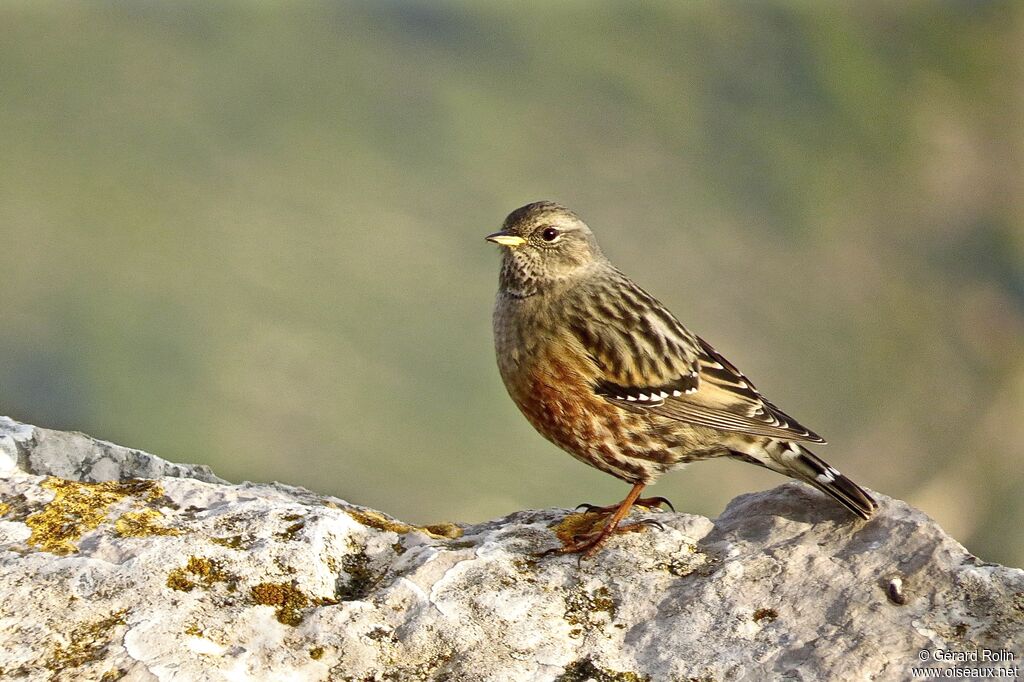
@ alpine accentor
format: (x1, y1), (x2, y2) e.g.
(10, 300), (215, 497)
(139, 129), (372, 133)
(487, 201), (876, 556)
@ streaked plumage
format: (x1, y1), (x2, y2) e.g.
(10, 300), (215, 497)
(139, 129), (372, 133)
(488, 201), (876, 555)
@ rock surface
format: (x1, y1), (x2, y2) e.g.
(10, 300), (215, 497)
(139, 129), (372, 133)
(0, 416), (1021, 681)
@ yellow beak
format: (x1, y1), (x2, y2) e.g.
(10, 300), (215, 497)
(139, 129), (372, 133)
(485, 232), (526, 248)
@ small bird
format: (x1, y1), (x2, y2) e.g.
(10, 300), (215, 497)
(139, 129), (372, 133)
(487, 201), (876, 556)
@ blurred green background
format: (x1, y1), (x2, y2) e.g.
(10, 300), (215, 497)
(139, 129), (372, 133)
(1, 2), (1021, 565)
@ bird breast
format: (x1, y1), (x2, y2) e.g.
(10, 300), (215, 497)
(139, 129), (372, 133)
(493, 293), (606, 436)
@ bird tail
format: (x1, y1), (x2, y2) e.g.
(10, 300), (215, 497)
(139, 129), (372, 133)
(759, 441), (878, 520)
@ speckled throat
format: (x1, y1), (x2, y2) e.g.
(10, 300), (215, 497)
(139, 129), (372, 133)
(498, 249), (543, 298)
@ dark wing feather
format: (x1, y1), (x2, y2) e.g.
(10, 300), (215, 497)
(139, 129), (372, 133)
(565, 271), (701, 401)
(566, 272), (824, 444)
(648, 337), (825, 443)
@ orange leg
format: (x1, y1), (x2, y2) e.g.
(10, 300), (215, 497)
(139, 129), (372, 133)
(545, 482), (664, 558)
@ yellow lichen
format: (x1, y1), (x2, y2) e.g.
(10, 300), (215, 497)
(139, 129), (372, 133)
(250, 582), (310, 626)
(558, 658), (651, 682)
(45, 610), (126, 672)
(0, 502), (10, 516)
(590, 587), (617, 616)
(166, 556), (234, 592)
(551, 512), (607, 547)
(26, 478), (164, 555)
(166, 568), (195, 591)
(345, 508), (414, 534)
(338, 549), (379, 601)
(421, 522), (463, 539)
(345, 508), (463, 539)
(210, 534), (247, 549)
(564, 585), (619, 632)
(186, 557), (222, 581)
(276, 520), (306, 541)
(114, 508), (180, 537)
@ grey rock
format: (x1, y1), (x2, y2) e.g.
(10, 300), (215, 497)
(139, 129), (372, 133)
(0, 416), (1020, 681)
(0, 416), (225, 484)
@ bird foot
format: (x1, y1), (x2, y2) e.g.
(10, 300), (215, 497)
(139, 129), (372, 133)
(540, 517), (666, 559)
(574, 496), (675, 514)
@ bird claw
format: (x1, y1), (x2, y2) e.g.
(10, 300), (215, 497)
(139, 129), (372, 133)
(633, 517), (666, 532)
(638, 496), (675, 512)
(573, 496), (675, 514)
(538, 518), (667, 559)
(538, 535), (612, 560)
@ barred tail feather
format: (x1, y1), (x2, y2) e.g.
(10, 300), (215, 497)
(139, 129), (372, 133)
(784, 443), (877, 519)
(743, 441), (878, 520)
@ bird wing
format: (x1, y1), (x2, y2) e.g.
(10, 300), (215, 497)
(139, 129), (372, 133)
(648, 336), (825, 443)
(566, 274), (825, 444)
(565, 272), (702, 401)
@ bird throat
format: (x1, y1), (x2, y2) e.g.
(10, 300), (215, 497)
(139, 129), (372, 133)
(499, 253), (541, 298)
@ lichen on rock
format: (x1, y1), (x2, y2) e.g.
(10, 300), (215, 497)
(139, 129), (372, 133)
(250, 581), (312, 626)
(44, 610), (127, 673)
(166, 556), (236, 593)
(25, 477), (166, 554)
(0, 416), (1021, 681)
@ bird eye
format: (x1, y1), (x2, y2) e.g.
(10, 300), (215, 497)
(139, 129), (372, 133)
(540, 227), (560, 242)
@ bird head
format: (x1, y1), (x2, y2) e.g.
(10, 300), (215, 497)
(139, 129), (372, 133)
(486, 201), (604, 296)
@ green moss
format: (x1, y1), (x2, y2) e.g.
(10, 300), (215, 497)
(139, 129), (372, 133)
(250, 582), (310, 626)
(555, 659), (650, 682)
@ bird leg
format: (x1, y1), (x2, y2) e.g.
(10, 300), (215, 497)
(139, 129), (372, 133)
(545, 482), (663, 558)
